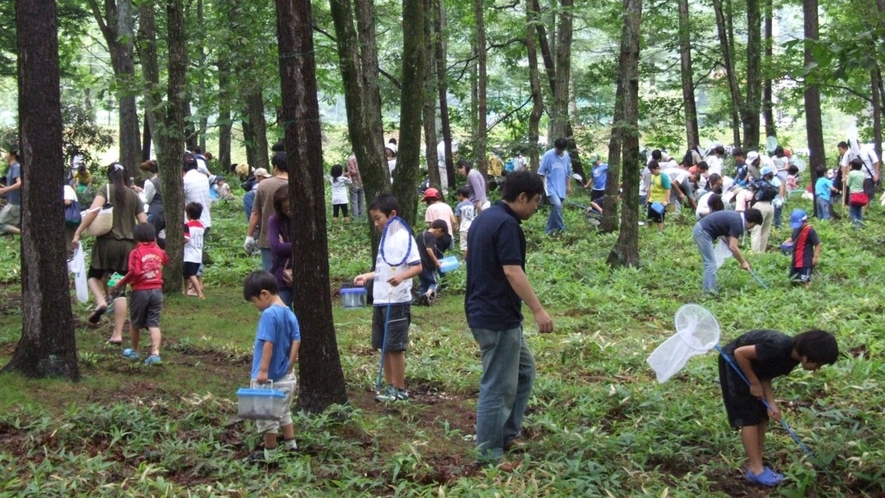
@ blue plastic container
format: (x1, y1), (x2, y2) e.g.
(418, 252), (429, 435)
(340, 287), (367, 308)
(236, 387), (287, 420)
(439, 256), (460, 274)
(650, 202), (665, 215)
(781, 242), (794, 255)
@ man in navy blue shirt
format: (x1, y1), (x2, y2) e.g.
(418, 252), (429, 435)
(693, 209), (762, 293)
(465, 170), (553, 470)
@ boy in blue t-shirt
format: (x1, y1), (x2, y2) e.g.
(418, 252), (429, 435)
(243, 271), (302, 463)
(813, 166), (839, 221)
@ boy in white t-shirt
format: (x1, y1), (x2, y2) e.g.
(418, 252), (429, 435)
(454, 186), (477, 258)
(183, 202), (206, 299)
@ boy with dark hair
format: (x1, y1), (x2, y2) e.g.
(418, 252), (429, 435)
(465, 170), (552, 469)
(692, 209), (761, 294)
(110, 223), (168, 365)
(415, 219), (448, 305)
(783, 209), (820, 285)
(353, 195), (422, 402)
(242, 270), (301, 463)
(183, 202), (206, 299)
(454, 187), (476, 258)
(814, 166), (838, 221)
(719, 329), (838, 487)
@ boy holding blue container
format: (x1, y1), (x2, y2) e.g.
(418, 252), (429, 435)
(243, 271), (301, 463)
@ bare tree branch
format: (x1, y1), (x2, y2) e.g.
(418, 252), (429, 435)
(380, 67), (402, 90)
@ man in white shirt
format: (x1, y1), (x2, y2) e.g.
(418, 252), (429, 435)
(706, 146), (725, 177)
(182, 154), (212, 233)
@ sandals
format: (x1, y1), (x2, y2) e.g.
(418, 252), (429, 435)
(746, 467), (784, 487)
(88, 305), (108, 324)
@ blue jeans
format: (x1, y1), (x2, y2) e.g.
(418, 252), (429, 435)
(471, 326), (536, 463)
(350, 187), (366, 218)
(243, 190), (256, 222)
(545, 193), (565, 234)
(816, 197), (831, 220)
(260, 248), (273, 272)
(279, 288), (293, 309)
(850, 205), (863, 226)
(774, 203), (783, 229)
(693, 223), (718, 293)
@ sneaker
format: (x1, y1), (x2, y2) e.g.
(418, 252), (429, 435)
(746, 466), (784, 487)
(374, 385), (398, 402)
(247, 447), (279, 464)
(425, 290), (436, 305)
(144, 355), (162, 365)
(122, 348), (140, 360)
(394, 388), (410, 401)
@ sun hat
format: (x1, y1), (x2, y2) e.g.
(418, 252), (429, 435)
(588, 153), (600, 162)
(790, 209), (808, 229)
(385, 143), (397, 156)
(746, 151), (760, 165)
(253, 168), (272, 178)
(422, 188), (441, 201)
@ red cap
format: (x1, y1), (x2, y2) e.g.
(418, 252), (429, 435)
(422, 188), (441, 201)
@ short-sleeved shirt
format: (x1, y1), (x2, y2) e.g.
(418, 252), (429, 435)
(847, 170), (865, 194)
(791, 225), (819, 269)
(591, 163), (608, 190)
(5, 161), (21, 205)
(697, 210), (745, 241)
(373, 226), (421, 305)
(466, 169), (487, 205)
(721, 330), (799, 382)
(183, 169), (212, 228)
(184, 220), (205, 263)
(252, 176), (288, 248)
(251, 304), (302, 382)
(455, 200), (476, 231)
(425, 202), (455, 236)
(416, 230), (438, 270)
(706, 155), (723, 176)
(648, 173), (671, 203)
(815, 177), (834, 202)
(538, 148), (571, 199)
(465, 201), (526, 331)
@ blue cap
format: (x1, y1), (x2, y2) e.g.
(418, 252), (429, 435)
(790, 209), (808, 229)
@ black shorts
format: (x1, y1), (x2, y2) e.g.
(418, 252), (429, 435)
(372, 303), (410, 352)
(129, 288), (163, 329)
(719, 354), (767, 428)
(647, 204), (665, 223)
(789, 266), (813, 284)
(864, 178), (876, 199)
(182, 261), (201, 278)
(591, 189), (605, 205)
(333, 204), (349, 218)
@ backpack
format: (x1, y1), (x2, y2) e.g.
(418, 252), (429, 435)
(751, 179), (778, 203)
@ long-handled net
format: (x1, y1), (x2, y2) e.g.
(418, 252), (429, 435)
(647, 304), (812, 456)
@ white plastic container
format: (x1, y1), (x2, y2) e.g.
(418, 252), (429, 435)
(236, 384), (287, 420)
(439, 256), (460, 274)
(340, 287), (367, 308)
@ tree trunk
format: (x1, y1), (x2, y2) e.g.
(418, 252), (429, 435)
(712, 0), (743, 149)
(550, 0), (572, 141)
(423, 0), (440, 190)
(600, 67), (625, 234)
(3, 0), (79, 380)
(158, 0), (188, 293)
(473, 0), (488, 177)
(242, 118), (257, 168)
(142, 114), (152, 160)
(245, 91), (270, 173)
(435, 1), (456, 188)
(742, 0), (762, 150)
(872, 68), (883, 165)
(218, 61), (232, 173)
(137, 0), (160, 160)
(677, 0), (699, 148)
(763, 0), (776, 138)
(607, 0), (641, 268)
(87, 0), (141, 178)
(273, 0), (348, 412)
(802, 0), (825, 218)
(526, 0), (543, 171)
(391, 0), (426, 226)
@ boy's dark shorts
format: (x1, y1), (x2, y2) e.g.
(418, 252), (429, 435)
(129, 289), (163, 329)
(647, 204), (665, 223)
(719, 355), (767, 428)
(789, 266), (813, 284)
(372, 303), (410, 351)
(182, 262), (201, 279)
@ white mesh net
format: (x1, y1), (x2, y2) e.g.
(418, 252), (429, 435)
(647, 304), (721, 383)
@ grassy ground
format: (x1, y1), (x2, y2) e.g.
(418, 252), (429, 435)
(1, 192), (884, 496)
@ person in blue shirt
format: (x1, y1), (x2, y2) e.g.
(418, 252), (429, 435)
(537, 138), (572, 235)
(583, 153), (608, 207)
(243, 271), (302, 463)
(814, 166), (838, 221)
(0, 147), (22, 235)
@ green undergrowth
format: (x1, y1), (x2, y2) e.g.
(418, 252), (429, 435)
(0, 191), (884, 496)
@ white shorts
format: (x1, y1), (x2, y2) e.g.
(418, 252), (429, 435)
(459, 228), (469, 252)
(254, 373), (297, 434)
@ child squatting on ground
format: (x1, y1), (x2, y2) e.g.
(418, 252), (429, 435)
(109, 223), (169, 365)
(243, 271), (302, 463)
(718, 329), (838, 487)
(352, 195), (422, 403)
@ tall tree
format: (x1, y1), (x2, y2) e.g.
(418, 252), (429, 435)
(803, 0), (825, 211)
(423, 0), (441, 189)
(435, 1), (456, 188)
(217, 61), (233, 173)
(526, 0), (544, 171)
(3, 0), (79, 380)
(762, 0), (776, 138)
(743, 0), (762, 149)
(550, 0), (573, 141)
(677, 0), (699, 148)
(392, 0), (426, 225)
(474, 0), (488, 175)
(607, 0), (641, 268)
(273, 0), (348, 411)
(600, 61), (626, 234)
(711, 0), (743, 148)
(87, 0), (141, 177)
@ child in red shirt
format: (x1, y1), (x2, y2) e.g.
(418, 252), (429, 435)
(110, 223), (169, 364)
